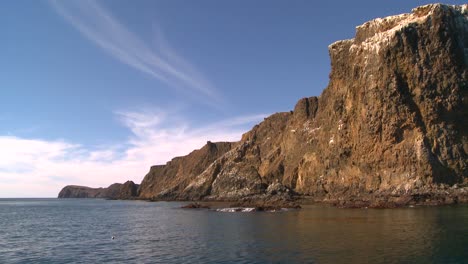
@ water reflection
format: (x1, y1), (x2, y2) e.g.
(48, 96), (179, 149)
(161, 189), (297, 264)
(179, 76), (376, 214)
(292, 206), (439, 264)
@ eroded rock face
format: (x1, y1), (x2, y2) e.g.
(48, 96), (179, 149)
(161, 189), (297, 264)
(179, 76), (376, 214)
(298, 4), (468, 199)
(135, 4), (467, 204)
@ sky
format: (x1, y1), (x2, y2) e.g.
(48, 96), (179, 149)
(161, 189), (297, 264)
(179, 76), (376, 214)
(0, 0), (465, 197)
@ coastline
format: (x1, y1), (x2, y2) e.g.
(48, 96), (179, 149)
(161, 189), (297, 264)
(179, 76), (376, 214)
(116, 184), (468, 210)
(58, 182), (468, 209)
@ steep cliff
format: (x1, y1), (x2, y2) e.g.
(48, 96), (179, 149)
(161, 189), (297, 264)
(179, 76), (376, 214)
(58, 4), (467, 207)
(58, 181), (139, 199)
(135, 4), (467, 206)
(138, 141), (234, 199)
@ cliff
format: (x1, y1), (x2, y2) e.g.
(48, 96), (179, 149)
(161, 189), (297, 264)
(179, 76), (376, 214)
(58, 181), (139, 199)
(139, 141), (234, 199)
(135, 4), (468, 206)
(59, 4), (468, 207)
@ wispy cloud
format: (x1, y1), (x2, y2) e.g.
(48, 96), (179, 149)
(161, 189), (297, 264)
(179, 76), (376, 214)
(49, 0), (221, 103)
(0, 111), (267, 197)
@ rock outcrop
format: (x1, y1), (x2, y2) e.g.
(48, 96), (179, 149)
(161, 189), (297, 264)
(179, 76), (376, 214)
(58, 4), (468, 207)
(58, 181), (139, 199)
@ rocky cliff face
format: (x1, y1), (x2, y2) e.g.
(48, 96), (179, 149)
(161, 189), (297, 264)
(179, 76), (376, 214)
(134, 4), (467, 206)
(138, 141), (234, 199)
(58, 181), (139, 199)
(58, 4), (467, 206)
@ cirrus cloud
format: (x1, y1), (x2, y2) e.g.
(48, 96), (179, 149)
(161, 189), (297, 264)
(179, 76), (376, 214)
(49, 0), (222, 104)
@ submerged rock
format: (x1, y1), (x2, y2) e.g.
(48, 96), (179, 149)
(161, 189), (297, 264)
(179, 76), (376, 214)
(181, 202), (211, 209)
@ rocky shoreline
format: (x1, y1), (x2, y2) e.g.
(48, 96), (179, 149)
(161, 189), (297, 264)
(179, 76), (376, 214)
(58, 182), (468, 209)
(176, 183), (468, 210)
(304, 184), (468, 208)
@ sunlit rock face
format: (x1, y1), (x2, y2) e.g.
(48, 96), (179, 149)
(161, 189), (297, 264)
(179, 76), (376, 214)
(299, 4), (468, 196)
(62, 4), (468, 206)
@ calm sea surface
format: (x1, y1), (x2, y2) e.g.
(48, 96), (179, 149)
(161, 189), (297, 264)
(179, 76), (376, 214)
(0, 199), (467, 264)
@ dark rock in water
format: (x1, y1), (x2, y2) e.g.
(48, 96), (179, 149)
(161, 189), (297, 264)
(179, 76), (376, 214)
(181, 202), (211, 209)
(58, 181), (139, 199)
(60, 4), (468, 208)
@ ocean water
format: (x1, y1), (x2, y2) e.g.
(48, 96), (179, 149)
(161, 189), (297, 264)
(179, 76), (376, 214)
(0, 199), (467, 264)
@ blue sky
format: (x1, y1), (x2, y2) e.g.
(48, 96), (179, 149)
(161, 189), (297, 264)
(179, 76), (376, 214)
(0, 0), (465, 197)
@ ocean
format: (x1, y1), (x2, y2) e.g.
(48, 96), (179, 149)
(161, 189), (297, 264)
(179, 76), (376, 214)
(0, 198), (467, 263)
